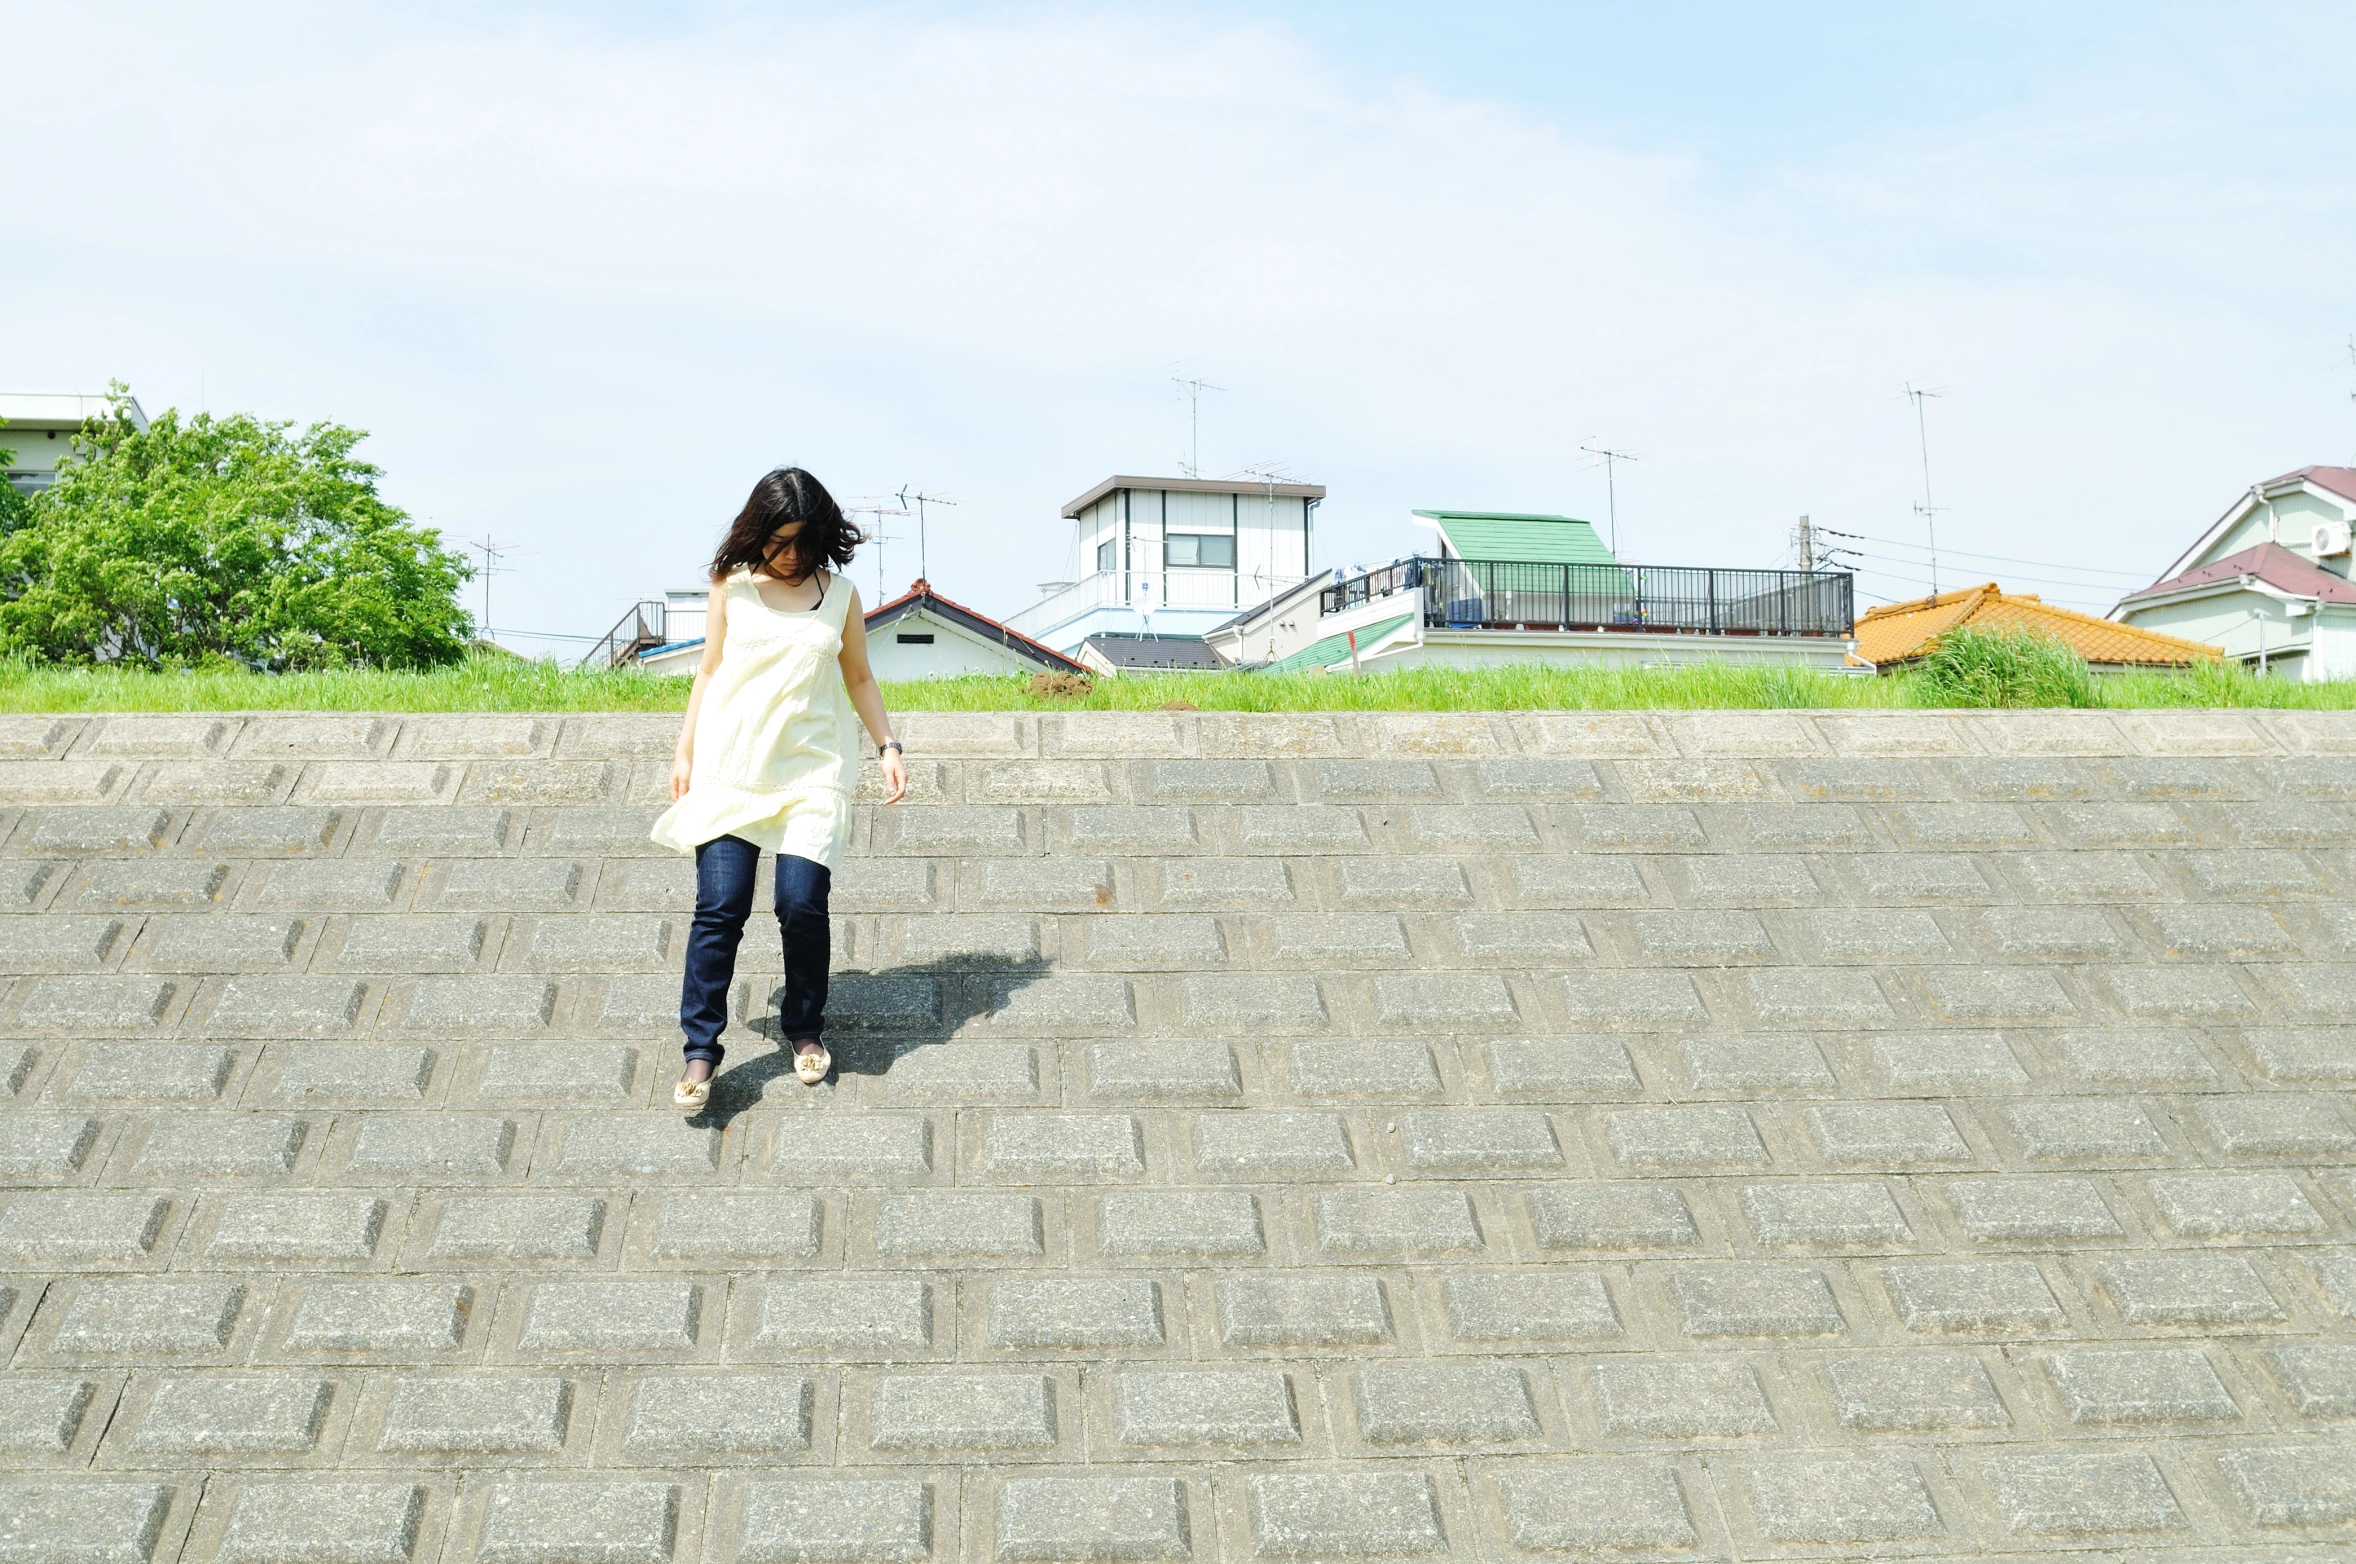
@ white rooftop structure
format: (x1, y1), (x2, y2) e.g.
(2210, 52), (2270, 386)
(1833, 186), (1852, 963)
(1, 390), (149, 494)
(1006, 474), (1325, 654)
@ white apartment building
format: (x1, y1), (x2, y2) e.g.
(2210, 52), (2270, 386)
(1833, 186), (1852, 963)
(1006, 474), (1324, 654)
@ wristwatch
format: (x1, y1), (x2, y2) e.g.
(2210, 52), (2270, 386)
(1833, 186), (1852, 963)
(880, 740), (903, 755)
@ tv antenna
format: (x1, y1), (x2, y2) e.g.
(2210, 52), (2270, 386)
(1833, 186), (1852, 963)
(844, 501), (911, 601)
(1228, 461), (1296, 594)
(467, 536), (515, 641)
(1905, 382), (1946, 594)
(1171, 375), (1225, 478)
(895, 488), (957, 583)
(1578, 443), (1639, 556)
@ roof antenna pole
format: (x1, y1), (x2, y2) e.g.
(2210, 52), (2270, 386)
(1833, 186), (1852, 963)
(1171, 376), (1225, 479)
(896, 489), (958, 585)
(1236, 461), (1294, 612)
(842, 501), (911, 600)
(468, 536), (514, 643)
(1579, 444), (1639, 556)
(1906, 383), (1945, 595)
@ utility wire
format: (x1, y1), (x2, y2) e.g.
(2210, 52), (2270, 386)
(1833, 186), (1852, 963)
(1818, 527), (2152, 581)
(1838, 549), (2125, 599)
(1830, 546), (2112, 601)
(1842, 564), (2116, 613)
(1852, 552), (2146, 591)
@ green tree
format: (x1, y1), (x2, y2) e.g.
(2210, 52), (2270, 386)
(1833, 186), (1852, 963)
(0, 388), (474, 669)
(0, 422), (28, 536)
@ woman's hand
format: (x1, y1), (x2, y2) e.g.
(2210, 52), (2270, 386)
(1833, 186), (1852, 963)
(670, 750), (692, 801)
(879, 747), (908, 805)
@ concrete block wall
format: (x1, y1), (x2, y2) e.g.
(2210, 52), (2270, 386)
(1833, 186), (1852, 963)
(0, 707), (2352, 1560)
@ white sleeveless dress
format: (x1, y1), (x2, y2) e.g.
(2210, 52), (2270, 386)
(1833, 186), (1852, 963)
(648, 567), (859, 869)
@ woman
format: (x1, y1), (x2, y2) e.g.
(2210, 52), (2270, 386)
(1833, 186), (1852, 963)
(652, 467), (909, 1112)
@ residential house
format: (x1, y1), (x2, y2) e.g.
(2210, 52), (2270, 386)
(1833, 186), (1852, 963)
(1006, 475), (1325, 654)
(616, 579), (1085, 681)
(1852, 583), (2218, 672)
(1200, 573), (1334, 668)
(2113, 466), (2356, 681)
(1284, 509), (1857, 674)
(1, 390), (147, 494)
(860, 580), (1088, 680)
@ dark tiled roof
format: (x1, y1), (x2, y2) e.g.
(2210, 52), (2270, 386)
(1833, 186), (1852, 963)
(1079, 634), (1228, 670)
(2267, 465), (2356, 504)
(2122, 542), (2356, 607)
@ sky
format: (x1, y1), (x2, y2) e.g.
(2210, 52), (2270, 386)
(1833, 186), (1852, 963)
(6, 1), (2354, 649)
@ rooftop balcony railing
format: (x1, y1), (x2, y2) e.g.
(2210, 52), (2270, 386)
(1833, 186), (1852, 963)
(1323, 556), (1855, 638)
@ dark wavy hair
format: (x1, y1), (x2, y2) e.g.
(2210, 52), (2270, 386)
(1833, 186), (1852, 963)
(709, 467), (865, 581)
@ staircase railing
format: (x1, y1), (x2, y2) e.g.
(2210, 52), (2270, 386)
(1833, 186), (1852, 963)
(581, 599), (668, 670)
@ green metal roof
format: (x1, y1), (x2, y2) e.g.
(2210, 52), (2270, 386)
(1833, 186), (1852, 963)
(1258, 612), (1415, 676)
(1412, 510), (1620, 567)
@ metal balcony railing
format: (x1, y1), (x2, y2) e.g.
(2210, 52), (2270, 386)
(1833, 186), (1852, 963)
(1320, 557), (1855, 638)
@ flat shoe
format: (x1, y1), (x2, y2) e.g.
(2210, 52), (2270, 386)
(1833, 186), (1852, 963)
(674, 1077), (711, 1112)
(793, 1044), (831, 1085)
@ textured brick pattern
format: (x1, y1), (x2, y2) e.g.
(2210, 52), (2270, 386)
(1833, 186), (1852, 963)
(2, 708), (2352, 1559)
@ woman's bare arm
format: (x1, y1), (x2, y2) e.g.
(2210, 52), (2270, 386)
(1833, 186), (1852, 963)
(670, 578), (730, 801)
(835, 583), (907, 804)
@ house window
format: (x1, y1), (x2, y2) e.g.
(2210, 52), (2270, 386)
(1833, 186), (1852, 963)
(1096, 537), (1116, 572)
(1166, 533), (1236, 569)
(896, 632), (934, 644)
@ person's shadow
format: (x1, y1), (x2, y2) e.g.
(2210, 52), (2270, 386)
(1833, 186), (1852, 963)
(693, 955), (1050, 1127)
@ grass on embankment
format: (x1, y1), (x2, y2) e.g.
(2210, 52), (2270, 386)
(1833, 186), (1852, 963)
(1, 652), (2350, 714)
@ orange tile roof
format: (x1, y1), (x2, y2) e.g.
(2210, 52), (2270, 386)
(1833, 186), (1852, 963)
(1851, 583), (2220, 670)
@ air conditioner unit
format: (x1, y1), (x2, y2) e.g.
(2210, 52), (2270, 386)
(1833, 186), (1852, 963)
(2314, 520), (2354, 557)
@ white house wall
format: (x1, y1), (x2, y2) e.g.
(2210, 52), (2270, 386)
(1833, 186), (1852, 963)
(866, 610), (1057, 680)
(2308, 609), (2356, 681)
(1238, 494), (1310, 598)
(2200, 489), (2354, 571)
(1205, 591), (1327, 667)
(2121, 590), (2313, 674)
(0, 426), (77, 481)
(1161, 488), (1231, 538)
(1127, 492), (1162, 574)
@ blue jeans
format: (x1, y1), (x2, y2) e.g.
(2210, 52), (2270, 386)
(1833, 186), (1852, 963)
(680, 836), (830, 1067)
